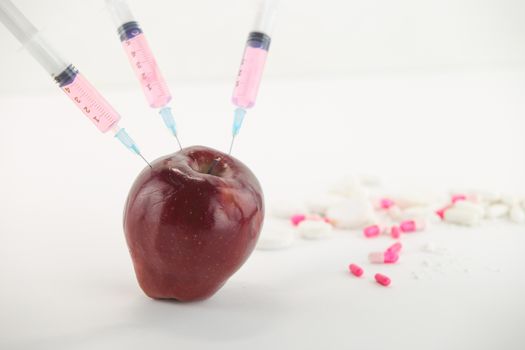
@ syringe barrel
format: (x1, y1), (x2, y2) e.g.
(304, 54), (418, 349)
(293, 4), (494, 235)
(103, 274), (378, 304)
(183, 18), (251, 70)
(106, 0), (135, 28)
(231, 32), (270, 109)
(55, 66), (121, 133)
(252, 0), (279, 36)
(0, 0), (68, 77)
(117, 21), (172, 108)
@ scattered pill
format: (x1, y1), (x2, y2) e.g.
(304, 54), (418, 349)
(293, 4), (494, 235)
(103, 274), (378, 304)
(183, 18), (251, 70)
(390, 191), (438, 209)
(386, 205), (403, 220)
(379, 198), (395, 209)
(454, 200), (485, 216)
(485, 203), (510, 219)
(443, 205), (482, 226)
(256, 219), (295, 250)
(386, 242), (402, 255)
(473, 190), (501, 204)
(369, 251), (399, 264)
(363, 224), (382, 238)
(399, 219), (425, 233)
(326, 198), (375, 229)
(322, 216), (334, 225)
(451, 194), (467, 203)
(290, 214), (306, 226)
(501, 195), (519, 206)
(390, 225), (401, 239)
(510, 205), (525, 223)
(297, 219), (333, 240)
(436, 204), (452, 219)
(349, 263), (364, 277)
(400, 220), (415, 232)
(375, 273), (391, 286)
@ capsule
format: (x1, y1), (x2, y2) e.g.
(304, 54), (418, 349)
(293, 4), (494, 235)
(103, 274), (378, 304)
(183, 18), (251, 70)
(363, 224), (383, 238)
(436, 205), (452, 220)
(290, 214), (306, 226)
(386, 242), (402, 255)
(375, 273), (391, 287)
(390, 225), (401, 239)
(368, 251), (399, 264)
(348, 263), (364, 277)
(399, 219), (426, 233)
(379, 198), (395, 209)
(451, 194), (467, 203)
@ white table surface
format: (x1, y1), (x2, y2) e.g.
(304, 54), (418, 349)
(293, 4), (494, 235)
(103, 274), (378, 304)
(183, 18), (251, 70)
(1, 72), (524, 349)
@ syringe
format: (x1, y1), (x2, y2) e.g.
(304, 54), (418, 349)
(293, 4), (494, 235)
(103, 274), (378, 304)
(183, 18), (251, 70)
(0, 0), (151, 167)
(229, 0), (279, 154)
(106, 0), (182, 150)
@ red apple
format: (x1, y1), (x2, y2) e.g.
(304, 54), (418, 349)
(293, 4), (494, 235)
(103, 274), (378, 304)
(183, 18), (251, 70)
(123, 146), (264, 301)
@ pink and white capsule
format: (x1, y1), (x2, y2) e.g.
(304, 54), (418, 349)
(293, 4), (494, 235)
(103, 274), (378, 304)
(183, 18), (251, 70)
(399, 219), (426, 233)
(368, 250), (399, 264)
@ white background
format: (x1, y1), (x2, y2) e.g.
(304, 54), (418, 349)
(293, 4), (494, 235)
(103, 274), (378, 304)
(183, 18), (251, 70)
(0, 0), (524, 349)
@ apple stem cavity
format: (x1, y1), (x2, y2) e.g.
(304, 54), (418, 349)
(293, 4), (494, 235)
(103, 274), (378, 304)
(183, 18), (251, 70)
(207, 157), (222, 175)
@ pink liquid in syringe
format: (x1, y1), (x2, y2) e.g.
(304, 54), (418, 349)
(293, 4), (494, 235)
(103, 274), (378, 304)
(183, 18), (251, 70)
(61, 72), (120, 133)
(232, 46), (268, 109)
(123, 33), (171, 108)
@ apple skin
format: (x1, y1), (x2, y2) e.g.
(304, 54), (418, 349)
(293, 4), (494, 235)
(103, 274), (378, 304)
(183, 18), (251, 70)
(123, 146), (264, 301)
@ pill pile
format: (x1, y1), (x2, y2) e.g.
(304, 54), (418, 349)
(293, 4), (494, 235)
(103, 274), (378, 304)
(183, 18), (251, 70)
(259, 176), (525, 250)
(257, 176), (523, 287)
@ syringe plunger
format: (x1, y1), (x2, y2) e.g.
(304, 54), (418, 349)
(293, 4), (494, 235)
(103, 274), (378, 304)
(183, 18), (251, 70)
(0, 0), (68, 77)
(252, 0), (279, 36)
(106, 0), (135, 27)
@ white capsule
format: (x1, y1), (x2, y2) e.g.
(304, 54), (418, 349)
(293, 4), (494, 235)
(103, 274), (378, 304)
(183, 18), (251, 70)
(510, 206), (525, 224)
(444, 205), (482, 226)
(325, 197), (375, 229)
(385, 205), (403, 220)
(485, 203), (510, 219)
(390, 190), (441, 209)
(256, 219), (295, 250)
(501, 194), (520, 207)
(468, 189), (501, 204)
(297, 219), (333, 240)
(453, 200), (485, 216)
